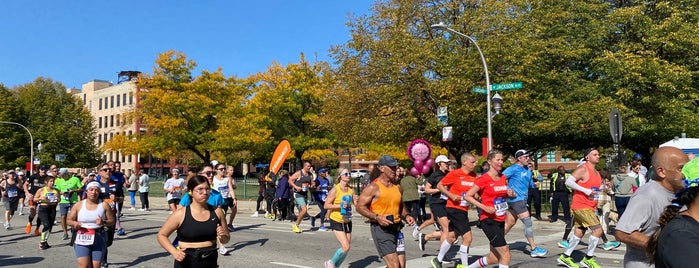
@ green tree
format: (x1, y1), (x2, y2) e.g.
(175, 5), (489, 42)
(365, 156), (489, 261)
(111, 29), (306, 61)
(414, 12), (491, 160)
(247, 55), (335, 168)
(10, 78), (100, 169)
(326, 0), (699, 160)
(126, 50), (269, 165)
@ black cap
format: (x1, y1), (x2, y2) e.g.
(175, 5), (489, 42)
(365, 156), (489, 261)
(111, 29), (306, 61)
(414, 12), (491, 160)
(39, 165), (49, 171)
(378, 155), (399, 167)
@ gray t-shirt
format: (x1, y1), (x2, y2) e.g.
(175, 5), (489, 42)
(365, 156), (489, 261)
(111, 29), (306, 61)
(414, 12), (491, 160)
(616, 180), (674, 268)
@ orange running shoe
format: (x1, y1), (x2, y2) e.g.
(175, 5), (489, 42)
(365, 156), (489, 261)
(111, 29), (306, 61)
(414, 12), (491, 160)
(34, 228), (40, 236)
(25, 223), (31, 234)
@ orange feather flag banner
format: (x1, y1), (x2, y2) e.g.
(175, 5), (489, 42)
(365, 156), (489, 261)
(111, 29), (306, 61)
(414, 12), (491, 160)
(269, 139), (291, 175)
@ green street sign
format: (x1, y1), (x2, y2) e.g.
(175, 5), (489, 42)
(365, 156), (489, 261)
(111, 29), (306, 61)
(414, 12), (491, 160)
(492, 82), (522, 91)
(472, 81), (523, 94)
(472, 86), (487, 94)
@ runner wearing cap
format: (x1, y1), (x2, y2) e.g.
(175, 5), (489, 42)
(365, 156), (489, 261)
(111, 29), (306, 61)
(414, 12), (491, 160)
(312, 168), (333, 231)
(24, 165), (48, 236)
(502, 149), (548, 258)
(357, 154), (415, 268)
(55, 167), (83, 240)
(416, 155), (451, 254)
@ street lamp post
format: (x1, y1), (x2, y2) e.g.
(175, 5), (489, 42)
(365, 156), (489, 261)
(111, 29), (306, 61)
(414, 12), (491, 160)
(431, 22), (494, 151)
(0, 121), (34, 174)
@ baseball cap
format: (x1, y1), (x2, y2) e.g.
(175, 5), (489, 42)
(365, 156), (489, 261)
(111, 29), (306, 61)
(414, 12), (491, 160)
(17, 171), (24, 176)
(514, 149), (528, 158)
(378, 155), (399, 167)
(59, 168), (69, 174)
(435, 155), (450, 163)
(318, 168), (328, 173)
(88, 172), (96, 177)
(633, 153), (643, 160)
(39, 165), (49, 171)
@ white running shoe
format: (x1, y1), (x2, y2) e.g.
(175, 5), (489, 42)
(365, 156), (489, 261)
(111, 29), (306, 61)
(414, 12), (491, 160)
(251, 212), (259, 217)
(219, 246), (228, 255)
(412, 224), (419, 239)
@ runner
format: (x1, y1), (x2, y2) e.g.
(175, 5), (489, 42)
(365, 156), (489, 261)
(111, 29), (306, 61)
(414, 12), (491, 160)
(435, 152), (478, 268)
(164, 169), (186, 215)
(24, 165), (48, 236)
(557, 148), (606, 268)
(289, 162), (313, 233)
(158, 175), (230, 268)
(66, 181), (115, 268)
(55, 168), (83, 240)
(356, 155), (415, 268)
(33, 173), (60, 249)
(323, 168), (358, 268)
(2, 170), (21, 230)
(463, 149), (513, 268)
(502, 149), (548, 257)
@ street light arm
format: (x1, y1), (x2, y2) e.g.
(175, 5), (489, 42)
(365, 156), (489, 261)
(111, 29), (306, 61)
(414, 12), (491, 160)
(430, 23), (493, 151)
(0, 121), (34, 174)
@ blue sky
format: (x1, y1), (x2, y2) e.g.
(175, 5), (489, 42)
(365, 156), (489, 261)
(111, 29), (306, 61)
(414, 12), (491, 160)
(0, 1), (374, 89)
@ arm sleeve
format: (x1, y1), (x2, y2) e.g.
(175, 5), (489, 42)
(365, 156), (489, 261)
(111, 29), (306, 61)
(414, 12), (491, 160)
(565, 175), (592, 195)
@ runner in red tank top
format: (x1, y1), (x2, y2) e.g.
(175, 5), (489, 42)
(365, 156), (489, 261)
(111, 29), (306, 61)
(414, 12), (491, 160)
(558, 148), (605, 268)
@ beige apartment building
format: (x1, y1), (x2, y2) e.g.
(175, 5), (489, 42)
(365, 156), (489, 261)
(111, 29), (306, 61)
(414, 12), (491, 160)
(76, 77), (140, 174)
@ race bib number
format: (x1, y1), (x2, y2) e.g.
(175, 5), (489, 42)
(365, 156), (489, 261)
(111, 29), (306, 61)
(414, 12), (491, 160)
(589, 187), (600, 201)
(46, 192), (58, 203)
(7, 189), (17, 198)
(494, 197), (508, 216)
(75, 228), (96, 246)
(218, 186), (230, 198)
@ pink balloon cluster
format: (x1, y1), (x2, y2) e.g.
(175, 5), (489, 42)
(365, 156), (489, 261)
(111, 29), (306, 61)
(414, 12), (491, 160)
(407, 139), (433, 177)
(410, 157), (434, 177)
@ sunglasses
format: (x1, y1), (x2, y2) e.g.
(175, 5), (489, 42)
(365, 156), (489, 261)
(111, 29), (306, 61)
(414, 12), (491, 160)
(100, 168), (110, 172)
(341, 172), (351, 177)
(204, 171), (213, 176)
(217, 168), (226, 171)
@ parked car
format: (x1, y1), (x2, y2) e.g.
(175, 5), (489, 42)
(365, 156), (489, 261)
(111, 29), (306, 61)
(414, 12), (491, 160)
(350, 169), (368, 179)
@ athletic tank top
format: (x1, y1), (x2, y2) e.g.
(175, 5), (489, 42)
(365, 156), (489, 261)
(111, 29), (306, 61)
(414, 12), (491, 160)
(177, 205), (219, 243)
(370, 181), (402, 224)
(77, 200), (106, 223)
(42, 187), (59, 205)
(212, 176), (231, 199)
(330, 184), (354, 223)
(571, 164), (602, 210)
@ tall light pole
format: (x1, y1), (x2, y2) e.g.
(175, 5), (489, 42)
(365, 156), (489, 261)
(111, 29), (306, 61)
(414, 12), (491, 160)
(430, 22), (494, 151)
(0, 121), (34, 174)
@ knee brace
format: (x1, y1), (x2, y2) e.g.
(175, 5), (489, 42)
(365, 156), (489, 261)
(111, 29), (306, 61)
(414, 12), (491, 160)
(521, 217), (534, 238)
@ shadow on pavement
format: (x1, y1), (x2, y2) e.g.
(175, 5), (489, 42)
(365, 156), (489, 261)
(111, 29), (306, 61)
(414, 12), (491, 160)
(348, 255), (382, 268)
(0, 255), (43, 265)
(110, 251), (170, 267)
(229, 223), (263, 232)
(230, 237), (269, 250)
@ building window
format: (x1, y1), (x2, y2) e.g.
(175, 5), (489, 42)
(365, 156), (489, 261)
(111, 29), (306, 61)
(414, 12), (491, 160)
(99, 99), (102, 110)
(98, 135), (102, 145)
(128, 155), (132, 163)
(123, 93), (127, 106)
(103, 133), (107, 143)
(110, 115), (114, 127)
(116, 114), (120, 126)
(110, 96), (114, 108)
(546, 151), (555, 162)
(129, 92), (134, 105)
(117, 95), (120, 107)
(98, 117), (102, 128)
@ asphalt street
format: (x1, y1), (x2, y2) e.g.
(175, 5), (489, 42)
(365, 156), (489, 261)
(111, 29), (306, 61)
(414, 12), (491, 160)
(0, 196), (627, 268)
